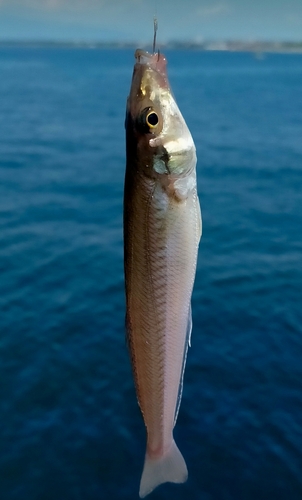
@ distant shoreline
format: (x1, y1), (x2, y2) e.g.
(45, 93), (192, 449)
(0, 40), (302, 53)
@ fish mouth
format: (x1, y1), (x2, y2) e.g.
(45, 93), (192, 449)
(135, 49), (167, 80)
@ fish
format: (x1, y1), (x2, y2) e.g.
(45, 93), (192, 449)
(124, 47), (201, 498)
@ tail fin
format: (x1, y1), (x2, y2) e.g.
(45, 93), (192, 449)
(139, 440), (188, 498)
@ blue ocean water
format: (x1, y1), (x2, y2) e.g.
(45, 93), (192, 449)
(0, 46), (302, 500)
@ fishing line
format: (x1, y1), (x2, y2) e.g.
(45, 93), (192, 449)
(152, 0), (159, 54)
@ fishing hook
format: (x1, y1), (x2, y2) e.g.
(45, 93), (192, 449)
(153, 16), (158, 54)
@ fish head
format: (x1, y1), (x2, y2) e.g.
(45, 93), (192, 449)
(125, 50), (196, 180)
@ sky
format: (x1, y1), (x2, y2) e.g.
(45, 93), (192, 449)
(0, 0), (301, 42)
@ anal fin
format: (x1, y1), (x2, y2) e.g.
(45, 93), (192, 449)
(173, 304), (192, 426)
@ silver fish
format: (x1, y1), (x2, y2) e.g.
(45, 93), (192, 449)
(124, 48), (201, 498)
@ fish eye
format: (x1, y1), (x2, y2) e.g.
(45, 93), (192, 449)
(146, 111), (159, 128)
(137, 107), (161, 134)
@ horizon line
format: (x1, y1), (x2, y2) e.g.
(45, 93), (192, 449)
(0, 39), (302, 53)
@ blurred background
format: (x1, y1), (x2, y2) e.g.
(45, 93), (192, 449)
(0, 1), (302, 500)
(0, 0), (302, 42)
